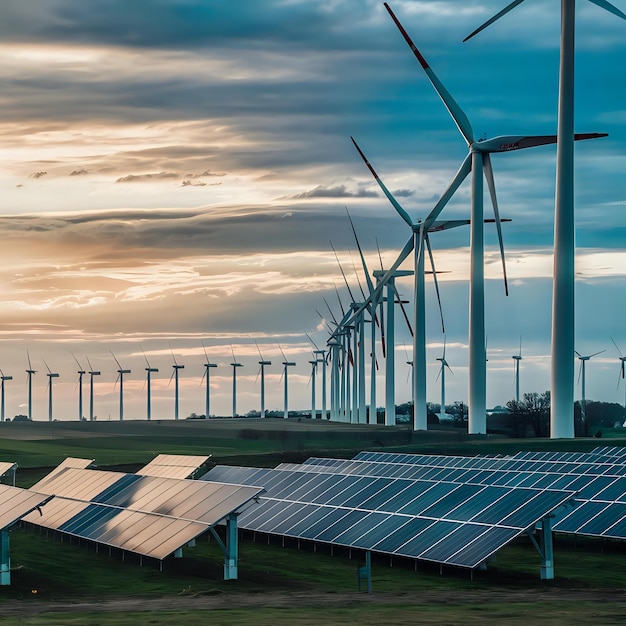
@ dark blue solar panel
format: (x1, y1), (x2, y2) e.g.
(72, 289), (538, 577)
(419, 524), (489, 563)
(553, 501), (609, 534)
(371, 518), (434, 554)
(395, 520), (462, 558)
(448, 526), (520, 568)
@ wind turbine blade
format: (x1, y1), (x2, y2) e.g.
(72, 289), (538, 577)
(575, 350), (582, 358)
(349, 250), (368, 302)
(588, 0), (626, 20)
(519, 336), (523, 358)
(384, 3), (475, 145)
(43, 359), (51, 375)
(87, 356), (94, 371)
(463, 0), (526, 42)
(200, 368), (207, 386)
(611, 336), (624, 357)
(201, 339), (209, 361)
(379, 297), (386, 358)
(425, 233), (445, 334)
(483, 153), (509, 296)
(333, 283), (346, 317)
(27, 350), (32, 371)
(306, 332), (320, 352)
(278, 343), (287, 362)
(330, 240), (356, 303)
(480, 133), (607, 153)
(393, 283), (413, 337)
(590, 350), (606, 358)
(376, 238), (384, 271)
(230, 343), (237, 363)
(255, 366), (261, 384)
(110, 350), (122, 370)
(169, 343), (178, 366)
(141, 346), (150, 368)
(424, 154), (472, 229)
(350, 137), (414, 228)
(577, 362), (583, 386)
(71, 352), (83, 370)
(346, 206), (375, 295)
(168, 370), (175, 386)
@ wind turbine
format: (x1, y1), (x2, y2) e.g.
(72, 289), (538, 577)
(383, 2), (604, 434)
(230, 344), (243, 418)
(436, 338), (453, 424)
(352, 138), (502, 430)
(611, 338), (626, 414)
(25, 352), (36, 421)
(255, 342), (271, 418)
(169, 347), (184, 420)
(510, 337), (523, 403)
(279, 344), (296, 420)
(87, 358), (101, 422)
(111, 352), (131, 421)
(201, 341), (217, 419)
(307, 333), (327, 420)
(142, 348), (158, 421)
(43, 361), (59, 422)
(72, 354), (86, 421)
(576, 349), (605, 429)
(308, 359), (318, 420)
(0, 370), (12, 422)
(464, 0), (625, 441)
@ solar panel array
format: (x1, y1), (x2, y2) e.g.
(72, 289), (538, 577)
(304, 449), (626, 541)
(204, 464), (573, 569)
(26, 466), (262, 560)
(137, 454), (212, 479)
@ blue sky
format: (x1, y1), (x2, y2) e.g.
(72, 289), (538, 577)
(0, 0), (624, 421)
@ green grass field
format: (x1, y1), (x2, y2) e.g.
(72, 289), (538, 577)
(0, 419), (625, 624)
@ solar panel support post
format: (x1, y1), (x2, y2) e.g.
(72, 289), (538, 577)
(357, 550), (372, 594)
(526, 515), (555, 580)
(0, 530), (9, 585)
(224, 513), (238, 580)
(174, 547), (183, 558)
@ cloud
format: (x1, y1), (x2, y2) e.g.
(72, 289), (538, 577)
(393, 189), (414, 198)
(69, 168), (88, 176)
(116, 171), (181, 183)
(29, 171), (47, 179)
(290, 184), (379, 199)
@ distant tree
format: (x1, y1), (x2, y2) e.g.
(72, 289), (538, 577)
(506, 391), (550, 438)
(12, 414), (30, 422)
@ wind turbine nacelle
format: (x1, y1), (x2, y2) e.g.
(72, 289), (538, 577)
(91, 371), (101, 376)
(146, 368), (159, 372)
(283, 362), (296, 367)
(2, 376), (12, 381)
(205, 363), (218, 368)
(119, 369), (131, 374)
(49, 373), (60, 378)
(259, 360), (272, 366)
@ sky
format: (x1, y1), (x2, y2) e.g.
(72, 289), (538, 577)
(0, 0), (624, 422)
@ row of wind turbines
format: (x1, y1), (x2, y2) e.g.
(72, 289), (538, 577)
(319, 1), (624, 437)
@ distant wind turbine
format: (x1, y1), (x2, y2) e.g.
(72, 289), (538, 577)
(111, 351), (131, 421)
(307, 333), (326, 420)
(142, 348), (158, 421)
(201, 341), (217, 419)
(43, 360), (59, 422)
(72, 354), (86, 421)
(169, 346), (184, 420)
(576, 349), (605, 428)
(463, 0), (624, 440)
(279, 344), (296, 420)
(87, 357), (101, 422)
(436, 338), (453, 424)
(25, 351), (36, 421)
(513, 338), (523, 403)
(384, 2), (604, 434)
(255, 342), (271, 418)
(230, 344), (243, 418)
(0, 369), (12, 422)
(611, 337), (626, 413)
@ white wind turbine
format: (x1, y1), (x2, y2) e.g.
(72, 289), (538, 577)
(0, 369), (12, 422)
(201, 341), (217, 419)
(169, 347), (184, 421)
(513, 338), (523, 403)
(611, 338), (626, 414)
(87, 357), (101, 422)
(352, 137), (494, 430)
(111, 352), (131, 421)
(576, 349), (605, 428)
(384, 2), (604, 434)
(43, 360), (59, 423)
(255, 342), (271, 418)
(72, 354), (86, 421)
(436, 338), (453, 424)
(25, 352), (36, 421)
(464, 0), (625, 441)
(230, 344), (243, 418)
(142, 348), (158, 421)
(279, 344), (296, 420)
(307, 333), (327, 420)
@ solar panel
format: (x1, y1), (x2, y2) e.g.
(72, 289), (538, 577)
(203, 464), (573, 570)
(137, 454), (211, 479)
(26, 466), (263, 561)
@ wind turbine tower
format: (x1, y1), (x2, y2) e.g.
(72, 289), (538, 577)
(43, 361), (59, 422)
(142, 349), (158, 421)
(87, 358), (101, 422)
(111, 352), (131, 421)
(309, 360), (318, 419)
(436, 339), (453, 423)
(72, 354), (86, 421)
(25, 352), (36, 421)
(0, 370), (12, 422)
(279, 344), (296, 420)
(513, 338), (523, 403)
(576, 349), (605, 430)
(230, 345), (243, 418)
(201, 342), (218, 419)
(612, 338), (626, 415)
(256, 342), (271, 418)
(169, 348), (185, 420)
